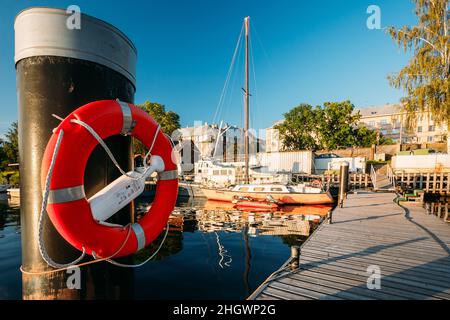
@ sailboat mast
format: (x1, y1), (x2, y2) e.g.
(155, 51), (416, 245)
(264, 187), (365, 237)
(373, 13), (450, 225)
(244, 16), (250, 184)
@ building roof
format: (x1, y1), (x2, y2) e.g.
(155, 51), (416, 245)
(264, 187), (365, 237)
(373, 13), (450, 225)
(356, 104), (403, 118)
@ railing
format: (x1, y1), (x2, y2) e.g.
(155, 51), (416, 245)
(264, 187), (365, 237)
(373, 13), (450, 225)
(370, 164), (377, 189)
(387, 164), (396, 187)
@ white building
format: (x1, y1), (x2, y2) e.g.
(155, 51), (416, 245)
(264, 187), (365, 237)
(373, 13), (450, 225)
(356, 104), (448, 144)
(173, 122), (264, 173)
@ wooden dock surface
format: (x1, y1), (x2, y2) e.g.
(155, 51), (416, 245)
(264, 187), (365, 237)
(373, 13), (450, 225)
(249, 192), (450, 300)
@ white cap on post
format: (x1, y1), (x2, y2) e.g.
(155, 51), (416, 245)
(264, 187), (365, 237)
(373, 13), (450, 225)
(14, 7), (137, 88)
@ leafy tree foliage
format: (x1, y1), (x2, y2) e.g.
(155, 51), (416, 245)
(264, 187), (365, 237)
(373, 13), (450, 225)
(316, 101), (363, 150)
(277, 101), (388, 151)
(0, 122), (19, 185)
(387, 0), (449, 128)
(138, 101), (181, 136)
(274, 104), (319, 151)
(0, 122), (18, 170)
(134, 101), (181, 156)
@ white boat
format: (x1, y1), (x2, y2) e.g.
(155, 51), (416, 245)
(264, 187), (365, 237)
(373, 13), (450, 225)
(194, 159), (289, 187)
(202, 183), (333, 205)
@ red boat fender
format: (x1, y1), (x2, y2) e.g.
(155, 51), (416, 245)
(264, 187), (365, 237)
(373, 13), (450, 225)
(41, 100), (178, 258)
(234, 201), (279, 209)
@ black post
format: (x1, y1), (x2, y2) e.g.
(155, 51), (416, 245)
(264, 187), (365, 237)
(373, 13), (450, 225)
(15, 7), (136, 299)
(338, 162), (349, 209)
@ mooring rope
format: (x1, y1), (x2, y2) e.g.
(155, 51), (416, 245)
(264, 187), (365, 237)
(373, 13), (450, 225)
(92, 221), (170, 268)
(37, 129), (87, 269)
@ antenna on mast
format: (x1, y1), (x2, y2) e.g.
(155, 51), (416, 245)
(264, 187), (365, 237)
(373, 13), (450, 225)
(244, 16), (250, 184)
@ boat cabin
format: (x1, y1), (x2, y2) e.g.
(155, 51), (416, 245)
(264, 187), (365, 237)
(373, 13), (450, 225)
(232, 184), (293, 193)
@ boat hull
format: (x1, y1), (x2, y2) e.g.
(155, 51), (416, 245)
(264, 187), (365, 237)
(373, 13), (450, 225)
(202, 188), (334, 205)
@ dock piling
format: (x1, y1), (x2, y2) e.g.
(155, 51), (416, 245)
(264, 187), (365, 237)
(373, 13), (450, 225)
(290, 246), (300, 270)
(338, 161), (349, 208)
(15, 7), (137, 299)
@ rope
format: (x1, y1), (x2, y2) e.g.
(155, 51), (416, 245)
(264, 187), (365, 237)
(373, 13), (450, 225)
(70, 119), (142, 181)
(143, 124), (161, 167)
(92, 221), (170, 268)
(22, 225), (132, 276)
(212, 22), (244, 125)
(37, 129), (87, 269)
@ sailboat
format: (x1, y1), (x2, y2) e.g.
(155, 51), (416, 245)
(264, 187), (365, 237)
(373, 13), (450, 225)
(202, 17), (333, 206)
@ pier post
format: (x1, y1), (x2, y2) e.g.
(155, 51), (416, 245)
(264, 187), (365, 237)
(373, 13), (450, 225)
(290, 246), (300, 270)
(338, 161), (349, 209)
(15, 7), (136, 299)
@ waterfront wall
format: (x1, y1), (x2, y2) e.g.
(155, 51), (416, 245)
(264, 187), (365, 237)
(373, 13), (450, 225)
(392, 154), (450, 172)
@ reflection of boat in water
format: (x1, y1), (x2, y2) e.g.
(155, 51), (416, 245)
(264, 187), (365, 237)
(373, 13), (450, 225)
(204, 200), (333, 216)
(233, 198), (279, 210)
(202, 184), (333, 205)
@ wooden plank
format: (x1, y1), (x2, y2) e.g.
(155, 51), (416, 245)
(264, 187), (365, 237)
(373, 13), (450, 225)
(299, 251), (450, 287)
(292, 266), (445, 300)
(278, 275), (378, 300)
(298, 256), (450, 298)
(446, 172), (450, 194)
(300, 246), (450, 275)
(292, 269), (438, 300)
(251, 192), (450, 300)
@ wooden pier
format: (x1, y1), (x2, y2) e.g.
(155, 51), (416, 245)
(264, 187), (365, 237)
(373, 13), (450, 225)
(394, 171), (450, 194)
(249, 192), (450, 300)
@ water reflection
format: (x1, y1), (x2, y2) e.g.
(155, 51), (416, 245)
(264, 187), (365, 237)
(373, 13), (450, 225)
(0, 195), (333, 300)
(136, 199), (332, 298)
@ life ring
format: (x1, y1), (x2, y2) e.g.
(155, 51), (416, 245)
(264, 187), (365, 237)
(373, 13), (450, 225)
(41, 100), (178, 258)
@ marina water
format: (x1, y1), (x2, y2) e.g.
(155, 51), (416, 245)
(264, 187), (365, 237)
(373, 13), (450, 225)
(0, 195), (328, 299)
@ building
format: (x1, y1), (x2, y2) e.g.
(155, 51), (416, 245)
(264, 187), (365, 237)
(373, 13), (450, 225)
(173, 122), (264, 173)
(265, 120), (283, 152)
(356, 104), (448, 144)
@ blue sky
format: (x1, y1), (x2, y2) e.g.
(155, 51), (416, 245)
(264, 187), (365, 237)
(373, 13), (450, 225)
(0, 0), (417, 136)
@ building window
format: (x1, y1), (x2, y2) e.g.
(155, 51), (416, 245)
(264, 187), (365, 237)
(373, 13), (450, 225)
(381, 129), (387, 135)
(368, 121), (375, 127)
(427, 136), (433, 142)
(392, 128), (399, 134)
(213, 170), (220, 175)
(417, 126), (422, 133)
(379, 119), (388, 125)
(428, 125), (434, 132)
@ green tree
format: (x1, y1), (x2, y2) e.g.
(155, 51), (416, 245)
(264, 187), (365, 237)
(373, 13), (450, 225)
(0, 122), (19, 185)
(1, 122), (19, 170)
(353, 125), (378, 147)
(316, 101), (362, 150)
(138, 101), (181, 136)
(134, 101), (181, 156)
(387, 0), (449, 127)
(275, 104), (319, 151)
(277, 101), (393, 151)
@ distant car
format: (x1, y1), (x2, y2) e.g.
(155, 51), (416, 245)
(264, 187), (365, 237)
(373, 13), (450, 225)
(316, 153), (341, 159)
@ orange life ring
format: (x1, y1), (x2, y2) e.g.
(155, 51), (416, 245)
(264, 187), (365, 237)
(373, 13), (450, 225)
(41, 100), (178, 258)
